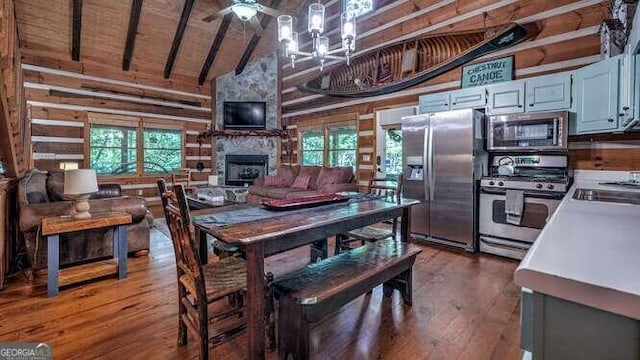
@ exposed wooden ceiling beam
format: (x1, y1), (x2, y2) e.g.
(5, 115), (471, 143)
(71, 0), (82, 61)
(164, 0), (196, 78)
(234, 0), (283, 75)
(198, 14), (233, 85)
(122, 0), (144, 71)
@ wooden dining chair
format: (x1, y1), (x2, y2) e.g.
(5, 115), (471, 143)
(335, 175), (404, 255)
(157, 180), (275, 359)
(171, 168), (196, 194)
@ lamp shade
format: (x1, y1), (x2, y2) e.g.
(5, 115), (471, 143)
(308, 3), (325, 33)
(64, 169), (99, 195)
(277, 15), (293, 42)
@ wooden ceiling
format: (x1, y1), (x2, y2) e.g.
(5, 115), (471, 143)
(14, 0), (306, 85)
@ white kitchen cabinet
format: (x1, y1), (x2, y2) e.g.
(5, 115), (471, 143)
(418, 93), (450, 114)
(574, 56), (620, 133)
(450, 86), (487, 110)
(619, 53), (636, 129)
(486, 80), (525, 115)
(525, 73), (572, 112)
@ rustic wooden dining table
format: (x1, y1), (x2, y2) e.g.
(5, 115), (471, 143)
(191, 196), (418, 359)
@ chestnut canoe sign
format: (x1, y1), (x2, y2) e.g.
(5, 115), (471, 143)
(461, 56), (514, 88)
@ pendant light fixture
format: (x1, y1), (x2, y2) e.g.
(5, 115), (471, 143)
(277, 2), (357, 71)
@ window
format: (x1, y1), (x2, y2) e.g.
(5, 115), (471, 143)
(143, 128), (182, 173)
(88, 113), (183, 176)
(344, 0), (373, 17)
(384, 128), (402, 177)
(328, 125), (357, 168)
(300, 123), (358, 169)
(90, 125), (137, 175)
(301, 129), (325, 166)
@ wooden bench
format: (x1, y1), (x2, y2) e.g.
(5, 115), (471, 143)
(273, 239), (422, 359)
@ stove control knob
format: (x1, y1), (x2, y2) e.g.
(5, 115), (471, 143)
(536, 183), (544, 189)
(489, 181), (495, 186)
(547, 184), (555, 190)
(498, 181), (504, 187)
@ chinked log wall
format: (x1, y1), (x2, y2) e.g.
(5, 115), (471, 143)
(23, 63), (213, 216)
(280, 0), (637, 189)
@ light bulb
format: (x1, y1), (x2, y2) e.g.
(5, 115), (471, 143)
(288, 32), (299, 53)
(311, 15), (322, 28)
(343, 22), (353, 36)
(316, 36), (329, 57)
(281, 26), (290, 38)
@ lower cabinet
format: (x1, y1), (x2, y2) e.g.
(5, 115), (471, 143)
(520, 289), (640, 359)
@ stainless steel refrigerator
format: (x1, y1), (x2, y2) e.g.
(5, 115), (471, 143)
(401, 109), (486, 251)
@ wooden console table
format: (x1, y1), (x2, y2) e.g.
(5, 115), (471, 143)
(42, 212), (132, 297)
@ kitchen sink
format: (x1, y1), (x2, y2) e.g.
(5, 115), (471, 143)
(573, 188), (640, 205)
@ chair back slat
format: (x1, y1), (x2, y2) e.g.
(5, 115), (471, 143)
(171, 168), (192, 190)
(368, 174), (403, 204)
(158, 179), (202, 281)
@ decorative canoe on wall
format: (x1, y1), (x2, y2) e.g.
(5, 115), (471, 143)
(298, 22), (539, 98)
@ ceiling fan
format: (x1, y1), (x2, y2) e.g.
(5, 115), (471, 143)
(203, 0), (286, 35)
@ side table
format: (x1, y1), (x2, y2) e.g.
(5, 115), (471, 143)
(41, 211), (132, 297)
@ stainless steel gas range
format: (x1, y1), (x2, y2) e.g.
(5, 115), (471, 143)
(479, 154), (571, 260)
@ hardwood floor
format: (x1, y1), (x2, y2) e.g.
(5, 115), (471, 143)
(0, 225), (522, 359)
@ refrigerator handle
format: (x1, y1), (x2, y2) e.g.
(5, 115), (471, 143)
(427, 124), (435, 201)
(423, 125), (429, 201)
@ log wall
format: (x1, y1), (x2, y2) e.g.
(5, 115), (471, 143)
(23, 64), (214, 217)
(280, 0), (618, 188)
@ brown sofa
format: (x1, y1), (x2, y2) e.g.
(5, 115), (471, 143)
(247, 165), (358, 204)
(18, 169), (153, 275)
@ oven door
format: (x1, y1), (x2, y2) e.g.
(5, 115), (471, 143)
(479, 188), (563, 243)
(487, 112), (567, 151)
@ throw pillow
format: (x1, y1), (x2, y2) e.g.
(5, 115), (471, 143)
(264, 175), (280, 186)
(291, 175), (311, 189)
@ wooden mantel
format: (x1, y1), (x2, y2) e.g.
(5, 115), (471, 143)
(196, 129), (289, 144)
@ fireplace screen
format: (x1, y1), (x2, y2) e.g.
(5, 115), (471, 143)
(225, 154), (268, 186)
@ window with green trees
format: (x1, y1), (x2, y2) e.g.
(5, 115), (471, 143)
(300, 123), (357, 169)
(143, 129), (182, 174)
(328, 125), (357, 168)
(89, 125), (137, 175)
(89, 123), (183, 176)
(301, 129), (325, 166)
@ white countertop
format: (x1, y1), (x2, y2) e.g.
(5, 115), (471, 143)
(514, 170), (640, 320)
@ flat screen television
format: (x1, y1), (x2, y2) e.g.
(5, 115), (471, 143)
(223, 101), (266, 130)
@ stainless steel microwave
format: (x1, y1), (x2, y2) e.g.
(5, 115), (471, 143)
(487, 111), (568, 151)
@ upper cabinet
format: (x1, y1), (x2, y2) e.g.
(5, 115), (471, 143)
(486, 80), (525, 115)
(525, 73), (572, 112)
(419, 93), (450, 114)
(415, 54), (635, 135)
(419, 87), (487, 114)
(450, 87), (487, 110)
(574, 56), (620, 133)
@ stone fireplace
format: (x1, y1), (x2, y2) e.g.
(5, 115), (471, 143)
(213, 51), (280, 184)
(225, 154), (268, 186)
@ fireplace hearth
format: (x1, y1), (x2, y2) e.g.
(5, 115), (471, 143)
(225, 154), (268, 186)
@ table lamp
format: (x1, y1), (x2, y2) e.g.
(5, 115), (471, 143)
(64, 169), (99, 220)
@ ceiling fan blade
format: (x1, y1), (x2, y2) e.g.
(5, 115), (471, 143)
(256, 4), (286, 18)
(219, 6), (235, 16)
(202, 13), (219, 22)
(248, 16), (264, 35)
